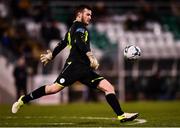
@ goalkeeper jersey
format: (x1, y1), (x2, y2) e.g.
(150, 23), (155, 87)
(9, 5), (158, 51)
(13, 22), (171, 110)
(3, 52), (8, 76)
(52, 21), (91, 66)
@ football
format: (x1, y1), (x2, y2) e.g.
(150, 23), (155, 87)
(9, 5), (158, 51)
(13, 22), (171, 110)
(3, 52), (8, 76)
(123, 45), (141, 59)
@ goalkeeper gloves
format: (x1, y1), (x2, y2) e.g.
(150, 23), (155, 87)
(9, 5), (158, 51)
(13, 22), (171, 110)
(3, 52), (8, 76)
(40, 50), (52, 66)
(86, 51), (99, 70)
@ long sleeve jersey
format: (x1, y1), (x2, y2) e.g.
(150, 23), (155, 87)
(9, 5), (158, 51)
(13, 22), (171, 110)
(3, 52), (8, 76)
(52, 21), (91, 66)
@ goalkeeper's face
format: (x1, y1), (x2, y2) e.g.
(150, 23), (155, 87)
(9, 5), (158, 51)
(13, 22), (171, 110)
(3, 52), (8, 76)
(81, 8), (92, 25)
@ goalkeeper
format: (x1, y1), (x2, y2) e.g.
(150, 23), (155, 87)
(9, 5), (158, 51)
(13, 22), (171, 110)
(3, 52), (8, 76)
(12, 5), (138, 123)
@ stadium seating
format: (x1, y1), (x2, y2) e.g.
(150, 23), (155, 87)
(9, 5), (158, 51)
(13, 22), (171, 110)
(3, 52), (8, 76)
(94, 21), (180, 59)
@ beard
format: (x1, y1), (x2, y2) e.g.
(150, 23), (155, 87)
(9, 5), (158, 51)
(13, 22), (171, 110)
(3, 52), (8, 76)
(82, 17), (89, 26)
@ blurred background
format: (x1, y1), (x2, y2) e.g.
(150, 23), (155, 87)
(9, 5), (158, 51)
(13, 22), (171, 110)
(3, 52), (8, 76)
(0, 0), (180, 104)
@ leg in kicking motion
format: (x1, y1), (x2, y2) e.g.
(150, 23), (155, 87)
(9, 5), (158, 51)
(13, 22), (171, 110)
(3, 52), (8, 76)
(12, 83), (64, 113)
(97, 79), (138, 122)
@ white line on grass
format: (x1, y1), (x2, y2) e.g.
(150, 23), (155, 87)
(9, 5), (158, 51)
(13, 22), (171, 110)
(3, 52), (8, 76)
(61, 116), (147, 125)
(3, 122), (74, 126)
(61, 116), (116, 120)
(126, 119), (147, 125)
(5, 116), (55, 119)
(4, 116), (147, 125)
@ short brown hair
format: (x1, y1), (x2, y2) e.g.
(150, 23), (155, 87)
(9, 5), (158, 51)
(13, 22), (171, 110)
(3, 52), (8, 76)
(74, 5), (92, 17)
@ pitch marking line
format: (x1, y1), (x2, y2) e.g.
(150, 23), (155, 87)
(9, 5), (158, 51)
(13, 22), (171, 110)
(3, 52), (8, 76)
(4, 116), (147, 125)
(4, 116), (55, 119)
(3, 122), (74, 126)
(61, 116), (147, 125)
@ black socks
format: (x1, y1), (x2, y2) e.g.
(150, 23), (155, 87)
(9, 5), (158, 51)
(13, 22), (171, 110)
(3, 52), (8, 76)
(22, 85), (46, 103)
(105, 93), (124, 116)
(21, 86), (124, 117)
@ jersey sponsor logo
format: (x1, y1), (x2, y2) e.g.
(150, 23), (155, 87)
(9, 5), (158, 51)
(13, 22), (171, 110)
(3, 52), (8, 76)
(60, 78), (65, 84)
(76, 28), (85, 33)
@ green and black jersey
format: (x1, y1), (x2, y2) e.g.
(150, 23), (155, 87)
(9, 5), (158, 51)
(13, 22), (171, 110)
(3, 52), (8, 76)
(53, 21), (104, 88)
(52, 21), (91, 66)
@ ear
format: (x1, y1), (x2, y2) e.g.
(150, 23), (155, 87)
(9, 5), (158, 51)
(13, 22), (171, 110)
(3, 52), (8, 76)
(77, 12), (82, 18)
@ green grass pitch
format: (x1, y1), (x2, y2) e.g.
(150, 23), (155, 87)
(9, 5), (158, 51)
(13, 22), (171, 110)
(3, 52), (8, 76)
(0, 101), (180, 127)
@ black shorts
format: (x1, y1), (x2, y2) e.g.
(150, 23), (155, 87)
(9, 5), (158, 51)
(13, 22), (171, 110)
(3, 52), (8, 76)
(54, 61), (104, 88)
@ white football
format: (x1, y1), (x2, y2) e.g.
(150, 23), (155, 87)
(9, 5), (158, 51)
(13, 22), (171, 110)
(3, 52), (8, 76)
(123, 45), (141, 59)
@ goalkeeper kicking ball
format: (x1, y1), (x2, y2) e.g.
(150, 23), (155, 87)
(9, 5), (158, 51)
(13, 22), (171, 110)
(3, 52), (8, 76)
(123, 45), (141, 59)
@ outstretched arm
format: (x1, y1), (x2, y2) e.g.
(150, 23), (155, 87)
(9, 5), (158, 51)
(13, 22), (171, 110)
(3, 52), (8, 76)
(40, 34), (68, 66)
(52, 40), (67, 59)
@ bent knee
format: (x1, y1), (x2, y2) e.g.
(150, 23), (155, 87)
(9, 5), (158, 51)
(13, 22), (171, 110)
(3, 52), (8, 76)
(105, 85), (115, 95)
(97, 79), (115, 94)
